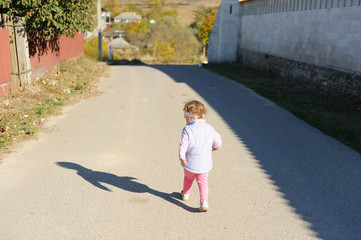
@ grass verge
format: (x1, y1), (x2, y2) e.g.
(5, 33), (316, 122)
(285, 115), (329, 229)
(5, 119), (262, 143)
(0, 57), (108, 156)
(205, 63), (361, 154)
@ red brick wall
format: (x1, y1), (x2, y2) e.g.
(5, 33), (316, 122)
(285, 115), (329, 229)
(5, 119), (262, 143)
(30, 33), (84, 74)
(0, 28), (12, 96)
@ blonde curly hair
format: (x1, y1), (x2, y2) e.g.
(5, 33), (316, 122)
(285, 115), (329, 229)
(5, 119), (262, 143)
(183, 100), (207, 119)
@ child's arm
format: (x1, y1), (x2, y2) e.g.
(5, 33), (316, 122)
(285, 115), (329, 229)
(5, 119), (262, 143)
(180, 159), (188, 166)
(179, 129), (189, 166)
(212, 130), (222, 151)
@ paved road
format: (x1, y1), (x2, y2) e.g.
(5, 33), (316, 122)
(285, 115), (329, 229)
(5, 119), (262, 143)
(0, 65), (360, 240)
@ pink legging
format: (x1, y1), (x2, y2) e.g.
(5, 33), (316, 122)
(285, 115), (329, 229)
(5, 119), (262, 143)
(183, 169), (209, 201)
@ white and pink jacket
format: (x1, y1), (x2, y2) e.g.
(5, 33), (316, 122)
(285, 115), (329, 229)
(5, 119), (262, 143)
(179, 119), (222, 173)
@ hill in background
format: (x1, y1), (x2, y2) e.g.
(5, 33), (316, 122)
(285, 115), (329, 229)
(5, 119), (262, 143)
(113, 0), (221, 25)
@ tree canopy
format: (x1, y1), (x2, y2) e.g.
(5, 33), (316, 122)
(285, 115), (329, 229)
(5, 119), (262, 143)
(0, 0), (95, 40)
(147, 15), (200, 62)
(102, 0), (122, 19)
(190, 7), (217, 47)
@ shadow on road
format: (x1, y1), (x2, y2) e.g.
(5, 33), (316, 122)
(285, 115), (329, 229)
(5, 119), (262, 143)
(149, 64), (361, 240)
(56, 162), (199, 213)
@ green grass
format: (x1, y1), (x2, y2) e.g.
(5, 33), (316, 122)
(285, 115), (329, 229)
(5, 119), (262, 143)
(205, 63), (361, 154)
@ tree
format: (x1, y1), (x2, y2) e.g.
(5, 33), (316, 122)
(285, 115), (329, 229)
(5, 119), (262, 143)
(190, 7), (217, 56)
(124, 19), (148, 39)
(107, 1), (201, 63)
(123, 3), (143, 16)
(102, 0), (122, 19)
(148, 15), (200, 62)
(147, 0), (164, 8)
(146, 0), (173, 21)
(0, 0), (95, 40)
(198, 9), (217, 48)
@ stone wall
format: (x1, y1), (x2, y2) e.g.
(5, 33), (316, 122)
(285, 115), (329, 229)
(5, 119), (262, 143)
(240, 48), (361, 96)
(208, 0), (361, 97)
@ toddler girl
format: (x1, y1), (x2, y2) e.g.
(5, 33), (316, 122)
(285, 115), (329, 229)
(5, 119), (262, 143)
(179, 100), (222, 212)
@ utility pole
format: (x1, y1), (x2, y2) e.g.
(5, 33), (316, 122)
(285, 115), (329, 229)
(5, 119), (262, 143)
(97, 0), (102, 61)
(97, 0), (101, 30)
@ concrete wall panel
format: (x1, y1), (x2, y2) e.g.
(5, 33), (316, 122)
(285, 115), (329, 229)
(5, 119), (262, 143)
(209, 0), (361, 96)
(239, 1), (361, 73)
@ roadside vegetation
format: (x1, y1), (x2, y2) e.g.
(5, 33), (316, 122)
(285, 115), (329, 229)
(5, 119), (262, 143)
(0, 57), (108, 156)
(85, 0), (217, 64)
(0, 0), (94, 40)
(101, 0), (220, 26)
(205, 64), (361, 154)
(1, 0), (217, 155)
(1, 1), (105, 156)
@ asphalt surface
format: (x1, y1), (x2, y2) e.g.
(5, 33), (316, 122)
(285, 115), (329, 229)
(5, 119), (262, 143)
(0, 65), (360, 240)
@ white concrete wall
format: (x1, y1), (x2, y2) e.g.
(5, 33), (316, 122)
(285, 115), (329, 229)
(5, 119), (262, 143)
(240, 0), (361, 72)
(208, 0), (241, 63)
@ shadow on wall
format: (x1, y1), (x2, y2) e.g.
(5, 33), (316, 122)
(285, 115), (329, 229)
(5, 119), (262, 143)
(149, 64), (361, 240)
(27, 32), (60, 59)
(56, 162), (199, 213)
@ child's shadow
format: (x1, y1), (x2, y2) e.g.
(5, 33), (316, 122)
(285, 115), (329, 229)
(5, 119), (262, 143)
(56, 162), (199, 213)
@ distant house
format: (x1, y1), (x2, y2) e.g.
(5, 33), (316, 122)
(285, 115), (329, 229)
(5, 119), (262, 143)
(114, 12), (141, 23)
(102, 12), (111, 23)
(110, 37), (139, 51)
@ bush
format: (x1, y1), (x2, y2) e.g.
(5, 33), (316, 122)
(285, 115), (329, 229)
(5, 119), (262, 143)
(84, 37), (109, 60)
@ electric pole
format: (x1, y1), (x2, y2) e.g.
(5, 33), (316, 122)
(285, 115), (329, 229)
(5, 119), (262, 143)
(97, 0), (101, 30)
(97, 0), (102, 61)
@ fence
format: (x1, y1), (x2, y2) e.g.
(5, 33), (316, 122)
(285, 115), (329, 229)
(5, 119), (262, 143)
(29, 33), (84, 75)
(0, 14), (84, 97)
(242, 0), (361, 15)
(0, 27), (12, 96)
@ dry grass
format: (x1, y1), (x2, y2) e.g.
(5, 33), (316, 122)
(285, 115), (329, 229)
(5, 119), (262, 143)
(166, 0), (221, 25)
(0, 57), (109, 157)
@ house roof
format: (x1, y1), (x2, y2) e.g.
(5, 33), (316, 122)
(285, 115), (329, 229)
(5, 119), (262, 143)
(110, 37), (138, 50)
(114, 12), (141, 20)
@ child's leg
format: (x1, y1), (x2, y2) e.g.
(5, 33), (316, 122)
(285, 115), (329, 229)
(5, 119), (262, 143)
(195, 172), (209, 201)
(183, 169), (195, 194)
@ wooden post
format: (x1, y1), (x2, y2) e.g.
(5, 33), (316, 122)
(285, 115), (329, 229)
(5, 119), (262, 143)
(2, 14), (31, 93)
(3, 14), (20, 93)
(13, 16), (31, 91)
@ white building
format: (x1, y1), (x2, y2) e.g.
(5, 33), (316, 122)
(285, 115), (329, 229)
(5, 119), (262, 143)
(114, 12), (141, 23)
